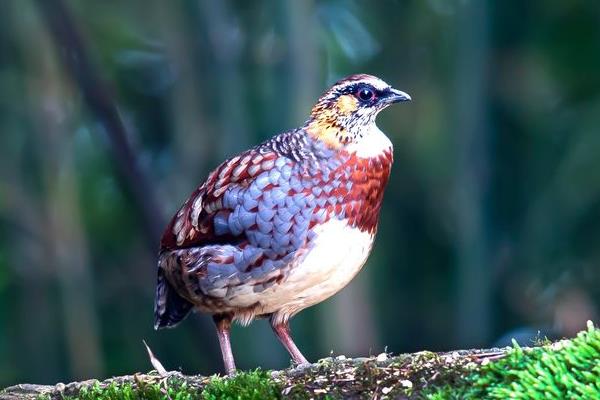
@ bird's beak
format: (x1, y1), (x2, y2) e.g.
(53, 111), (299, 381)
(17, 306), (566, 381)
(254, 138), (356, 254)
(383, 88), (411, 104)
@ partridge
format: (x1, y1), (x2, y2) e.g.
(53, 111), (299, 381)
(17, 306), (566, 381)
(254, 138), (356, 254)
(154, 74), (410, 374)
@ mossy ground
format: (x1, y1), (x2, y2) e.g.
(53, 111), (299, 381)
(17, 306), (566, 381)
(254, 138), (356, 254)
(425, 321), (600, 399)
(2, 322), (598, 400)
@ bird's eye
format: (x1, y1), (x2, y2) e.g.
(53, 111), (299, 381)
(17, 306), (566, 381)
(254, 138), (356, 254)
(357, 88), (374, 102)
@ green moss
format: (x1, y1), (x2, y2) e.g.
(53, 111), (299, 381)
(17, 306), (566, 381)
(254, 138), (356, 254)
(74, 380), (198, 400)
(425, 321), (600, 399)
(201, 369), (281, 400)
(53, 370), (280, 400)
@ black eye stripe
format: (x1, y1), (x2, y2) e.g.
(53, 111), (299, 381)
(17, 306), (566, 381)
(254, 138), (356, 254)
(339, 83), (375, 95)
(335, 82), (387, 105)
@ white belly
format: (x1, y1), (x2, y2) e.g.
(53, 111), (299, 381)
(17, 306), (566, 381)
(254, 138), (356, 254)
(232, 218), (374, 325)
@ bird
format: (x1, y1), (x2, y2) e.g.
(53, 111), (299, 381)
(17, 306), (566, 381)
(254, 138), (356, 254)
(154, 74), (410, 375)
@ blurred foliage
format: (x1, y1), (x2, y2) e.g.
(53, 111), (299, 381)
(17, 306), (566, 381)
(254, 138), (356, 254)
(0, 0), (599, 386)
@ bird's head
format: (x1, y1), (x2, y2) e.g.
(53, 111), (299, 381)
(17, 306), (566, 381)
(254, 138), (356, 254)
(305, 74), (410, 151)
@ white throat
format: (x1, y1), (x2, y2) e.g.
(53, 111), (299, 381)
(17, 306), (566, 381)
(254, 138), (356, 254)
(346, 124), (393, 158)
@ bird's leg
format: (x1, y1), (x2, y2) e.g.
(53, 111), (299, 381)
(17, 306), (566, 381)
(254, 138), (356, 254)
(213, 313), (236, 375)
(270, 318), (309, 366)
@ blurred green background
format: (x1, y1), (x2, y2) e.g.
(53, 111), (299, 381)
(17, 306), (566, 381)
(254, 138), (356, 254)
(1, 0), (599, 386)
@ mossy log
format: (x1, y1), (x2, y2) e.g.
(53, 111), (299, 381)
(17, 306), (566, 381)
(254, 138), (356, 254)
(1, 322), (598, 399)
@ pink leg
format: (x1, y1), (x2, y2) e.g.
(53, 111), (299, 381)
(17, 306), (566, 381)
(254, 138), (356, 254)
(213, 314), (236, 375)
(270, 319), (309, 365)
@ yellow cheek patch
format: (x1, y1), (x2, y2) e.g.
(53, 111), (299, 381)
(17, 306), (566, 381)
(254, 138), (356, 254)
(306, 120), (346, 149)
(335, 95), (358, 115)
(306, 95), (357, 148)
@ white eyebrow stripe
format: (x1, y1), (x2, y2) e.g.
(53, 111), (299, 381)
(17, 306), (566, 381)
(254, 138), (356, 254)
(362, 77), (388, 91)
(335, 77), (389, 93)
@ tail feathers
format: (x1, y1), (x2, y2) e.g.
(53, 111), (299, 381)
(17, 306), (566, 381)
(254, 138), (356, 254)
(154, 269), (194, 329)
